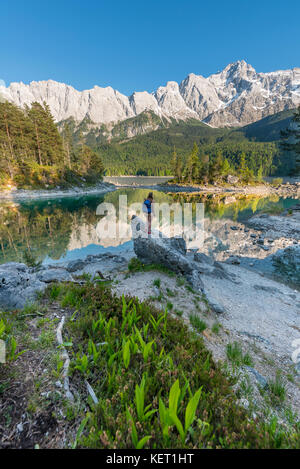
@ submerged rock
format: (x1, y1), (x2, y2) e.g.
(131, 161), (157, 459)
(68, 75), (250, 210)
(248, 212), (300, 240)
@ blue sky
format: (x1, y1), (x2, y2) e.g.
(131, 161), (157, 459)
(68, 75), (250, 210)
(1, 0), (299, 95)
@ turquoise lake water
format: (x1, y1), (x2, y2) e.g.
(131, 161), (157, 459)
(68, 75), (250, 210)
(0, 184), (298, 265)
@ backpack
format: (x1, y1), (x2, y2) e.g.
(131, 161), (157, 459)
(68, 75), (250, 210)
(143, 199), (151, 214)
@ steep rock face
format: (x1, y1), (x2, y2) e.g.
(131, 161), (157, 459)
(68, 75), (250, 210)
(0, 60), (299, 128)
(179, 73), (221, 120)
(154, 81), (198, 120)
(203, 62), (300, 126)
(129, 91), (161, 116)
(0, 80), (135, 124)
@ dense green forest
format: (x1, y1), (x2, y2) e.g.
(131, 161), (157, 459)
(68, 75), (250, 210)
(0, 100), (298, 188)
(0, 101), (104, 189)
(171, 141), (278, 184)
(66, 109), (298, 178)
(94, 123), (280, 179)
(242, 108), (295, 141)
(280, 106), (300, 175)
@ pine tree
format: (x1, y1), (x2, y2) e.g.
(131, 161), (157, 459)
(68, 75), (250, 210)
(198, 153), (210, 184)
(209, 151), (224, 182)
(171, 146), (183, 182)
(62, 122), (73, 169)
(239, 152), (247, 175)
(257, 165), (263, 181)
(186, 142), (199, 183)
(27, 102), (65, 167)
(221, 158), (231, 178)
(78, 145), (104, 180)
(0, 101), (105, 188)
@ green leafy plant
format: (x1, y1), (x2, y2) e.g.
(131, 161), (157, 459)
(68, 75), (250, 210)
(72, 415), (90, 449)
(126, 407), (151, 449)
(43, 281), (300, 449)
(88, 339), (101, 365)
(149, 311), (166, 333)
(175, 310), (183, 317)
(4, 334), (26, 362)
(0, 319), (5, 339)
(128, 257), (174, 276)
(159, 379), (203, 445)
(74, 354), (90, 375)
(122, 339), (131, 369)
(135, 374), (157, 422)
(135, 327), (155, 362)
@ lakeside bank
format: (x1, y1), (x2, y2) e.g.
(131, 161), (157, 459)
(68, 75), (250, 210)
(0, 182), (115, 200)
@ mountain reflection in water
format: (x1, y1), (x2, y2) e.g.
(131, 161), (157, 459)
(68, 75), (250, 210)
(0, 187), (298, 265)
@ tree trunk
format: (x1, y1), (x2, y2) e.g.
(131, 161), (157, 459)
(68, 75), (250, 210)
(35, 122), (43, 165)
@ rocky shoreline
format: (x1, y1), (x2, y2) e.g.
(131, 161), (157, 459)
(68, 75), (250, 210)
(0, 181), (115, 200)
(0, 178), (299, 200)
(160, 181), (300, 197)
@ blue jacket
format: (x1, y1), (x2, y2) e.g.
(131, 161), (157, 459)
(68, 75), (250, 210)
(144, 199), (152, 214)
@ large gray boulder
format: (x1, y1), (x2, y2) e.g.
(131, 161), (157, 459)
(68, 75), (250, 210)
(133, 235), (194, 275)
(272, 244), (300, 285)
(66, 259), (86, 272)
(131, 217), (204, 290)
(37, 268), (73, 283)
(194, 253), (214, 265)
(0, 264), (46, 310)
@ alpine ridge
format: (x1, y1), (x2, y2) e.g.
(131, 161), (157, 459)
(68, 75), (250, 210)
(0, 60), (299, 128)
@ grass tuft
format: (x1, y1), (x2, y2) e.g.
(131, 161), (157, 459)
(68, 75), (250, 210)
(226, 342), (254, 367)
(128, 257), (174, 276)
(189, 314), (207, 333)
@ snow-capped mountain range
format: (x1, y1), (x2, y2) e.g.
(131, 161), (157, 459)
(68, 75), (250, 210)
(0, 60), (299, 128)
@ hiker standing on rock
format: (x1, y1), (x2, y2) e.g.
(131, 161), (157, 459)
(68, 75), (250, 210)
(143, 192), (154, 235)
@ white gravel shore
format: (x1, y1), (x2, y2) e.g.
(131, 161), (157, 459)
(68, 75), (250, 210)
(0, 182), (115, 200)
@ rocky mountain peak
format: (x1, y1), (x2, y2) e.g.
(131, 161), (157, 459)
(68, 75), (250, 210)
(1, 61), (299, 128)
